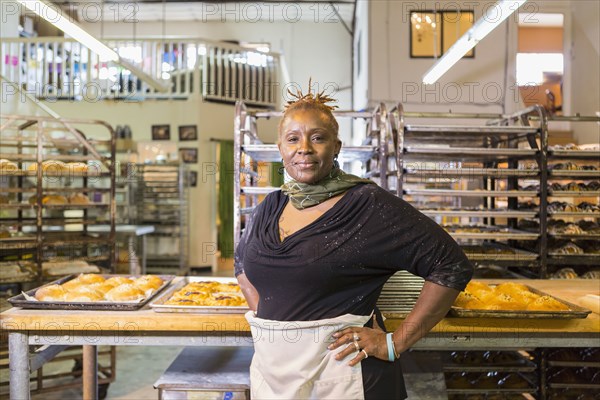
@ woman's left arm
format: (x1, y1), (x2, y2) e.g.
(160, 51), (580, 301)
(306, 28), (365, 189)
(330, 281), (459, 366)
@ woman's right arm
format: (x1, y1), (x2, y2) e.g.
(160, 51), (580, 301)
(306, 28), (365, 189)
(236, 273), (259, 311)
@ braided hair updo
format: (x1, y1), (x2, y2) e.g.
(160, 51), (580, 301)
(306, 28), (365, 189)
(278, 79), (340, 138)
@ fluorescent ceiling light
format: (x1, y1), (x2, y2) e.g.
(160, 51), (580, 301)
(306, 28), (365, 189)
(17, 0), (119, 62)
(422, 0), (527, 84)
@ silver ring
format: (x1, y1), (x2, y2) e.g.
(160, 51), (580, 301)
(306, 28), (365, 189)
(361, 349), (368, 359)
(353, 341), (360, 351)
(353, 332), (360, 342)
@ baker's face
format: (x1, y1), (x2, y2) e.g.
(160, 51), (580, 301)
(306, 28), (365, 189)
(278, 109), (341, 184)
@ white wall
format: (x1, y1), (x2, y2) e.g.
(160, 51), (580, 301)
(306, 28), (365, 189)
(367, 1), (522, 115)
(0, 0), (19, 39)
(359, 1), (599, 144)
(569, 0), (600, 145)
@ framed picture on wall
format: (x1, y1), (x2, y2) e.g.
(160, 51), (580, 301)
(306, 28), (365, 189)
(178, 125), (198, 141)
(187, 171), (198, 187)
(151, 125), (171, 140)
(179, 148), (198, 164)
(409, 10), (474, 58)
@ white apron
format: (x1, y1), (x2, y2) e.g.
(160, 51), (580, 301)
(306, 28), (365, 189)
(245, 310), (372, 400)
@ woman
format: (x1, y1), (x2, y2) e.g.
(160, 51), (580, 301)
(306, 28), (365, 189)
(235, 86), (473, 399)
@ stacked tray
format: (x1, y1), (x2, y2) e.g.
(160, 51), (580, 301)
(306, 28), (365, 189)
(8, 274), (174, 311)
(377, 271), (424, 318)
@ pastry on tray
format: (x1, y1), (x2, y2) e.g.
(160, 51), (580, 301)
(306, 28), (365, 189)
(33, 274), (164, 303)
(164, 280), (248, 307)
(0, 159), (19, 173)
(27, 160), (68, 173)
(453, 280), (571, 312)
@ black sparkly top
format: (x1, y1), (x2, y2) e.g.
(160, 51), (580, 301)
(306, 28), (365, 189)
(235, 184), (473, 321)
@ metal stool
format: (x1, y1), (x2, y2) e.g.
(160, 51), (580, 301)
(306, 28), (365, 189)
(154, 346), (253, 400)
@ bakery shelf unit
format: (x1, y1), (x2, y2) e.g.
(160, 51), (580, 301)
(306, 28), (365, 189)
(490, 112), (600, 278)
(544, 117), (600, 275)
(0, 114), (116, 284)
(390, 105), (546, 277)
(136, 163), (189, 275)
(233, 101), (396, 246)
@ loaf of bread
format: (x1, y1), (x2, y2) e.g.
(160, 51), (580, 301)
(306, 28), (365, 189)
(67, 162), (88, 173)
(104, 284), (145, 302)
(68, 193), (90, 205)
(27, 160), (67, 173)
(35, 284), (66, 301)
(0, 159), (18, 173)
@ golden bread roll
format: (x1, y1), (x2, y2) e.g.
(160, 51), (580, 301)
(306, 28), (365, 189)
(61, 277), (83, 291)
(93, 282), (117, 295)
(35, 284), (66, 301)
(0, 159), (19, 172)
(526, 295), (569, 311)
(494, 282), (531, 296)
(68, 193), (90, 205)
(483, 294), (522, 310)
(27, 160), (67, 173)
(134, 281), (159, 296)
(64, 290), (103, 302)
(77, 273), (105, 285)
(67, 162), (88, 173)
(454, 291), (479, 308)
(463, 298), (486, 309)
(104, 276), (134, 286)
(134, 275), (163, 289)
(104, 284), (145, 302)
(42, 195), (68, 205)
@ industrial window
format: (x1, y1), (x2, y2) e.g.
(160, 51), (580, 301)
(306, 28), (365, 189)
(410, 10), (475, 58)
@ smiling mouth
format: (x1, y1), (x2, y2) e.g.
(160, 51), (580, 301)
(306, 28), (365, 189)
(294, 161), (317, 168)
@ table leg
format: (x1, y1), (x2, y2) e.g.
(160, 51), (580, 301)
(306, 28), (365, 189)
(82, 345), (98, 400)
(9, 332), (29, 400)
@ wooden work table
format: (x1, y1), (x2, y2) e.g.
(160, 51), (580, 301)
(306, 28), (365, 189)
(2, 279), (599, 399)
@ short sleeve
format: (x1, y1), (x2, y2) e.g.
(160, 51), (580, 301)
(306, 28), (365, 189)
(361, 189), (474, 291)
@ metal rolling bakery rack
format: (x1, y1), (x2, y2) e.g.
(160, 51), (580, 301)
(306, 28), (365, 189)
(136, 163), (189, 275)
(544, 116), (600, 276)
(233, 101), (395, 247)
(389, 104), (545, 277)
(0, 113), (117, 397)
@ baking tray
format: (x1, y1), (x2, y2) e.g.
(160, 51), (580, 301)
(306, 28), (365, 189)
(441, 352), (536, 372)
(549, 149), (600, 158)
(404, 146), (537, 156)
(444, 226), (539, 240)
(404, 189), (538, 197)
(404, 167), (540, 178)
(549, 190), (600, 197)
(549, 211), (600, 217)
(462, 245), (538, 261)
(150, 277), (249, 314)
(8, 274), (175, 311)
(547, 360), (600, 368)
(548, 251), (600, 257)
(420, 209), (538, 218)
(449, 285), (591, 319)
(549, 170), (600, 178)
(548, 383), (600, 389)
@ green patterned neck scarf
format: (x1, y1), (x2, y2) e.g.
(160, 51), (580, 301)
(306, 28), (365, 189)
(281, 168), (374, 210)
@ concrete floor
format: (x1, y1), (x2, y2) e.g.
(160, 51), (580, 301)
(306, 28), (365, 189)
(15, 347), (448, 399)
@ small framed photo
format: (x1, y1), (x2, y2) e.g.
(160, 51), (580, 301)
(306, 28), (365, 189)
(151, 124), (170, 140)
(187, 171), (197, 187)
(178, 125), (197, 141)
(179, 147), (198, 164)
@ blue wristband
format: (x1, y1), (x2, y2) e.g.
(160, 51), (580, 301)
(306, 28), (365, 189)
(386, 333), (396, 362)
